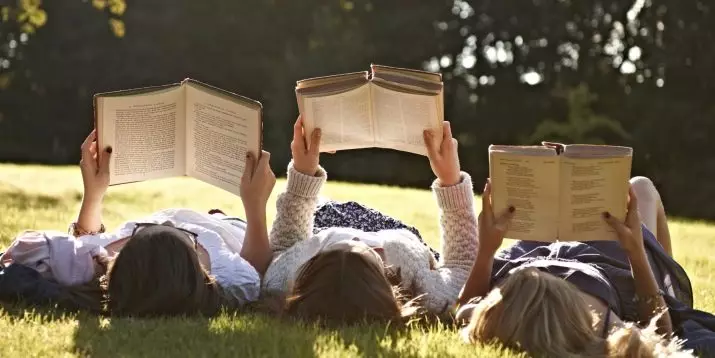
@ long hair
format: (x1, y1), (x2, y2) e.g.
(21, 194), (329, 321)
(284, 249), (417, 326)
(463, 268), (691, 357)
(106, 225), (226, 317)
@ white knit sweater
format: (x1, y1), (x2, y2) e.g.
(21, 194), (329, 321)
(262, 163), (479, 314)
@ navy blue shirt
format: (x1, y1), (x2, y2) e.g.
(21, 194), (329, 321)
(490, 227), (714, 355)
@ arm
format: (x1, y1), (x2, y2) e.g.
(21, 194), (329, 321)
(604, 187), (673, 335)
(73, 130), (112, 236)
(239, 151), (276, 276)
(269, 163), (325, 253)
(457, 180), (515, 305)
(628, 249), (673, 334)
(269, 115), (325, 254)
(407, 173), (479, 313)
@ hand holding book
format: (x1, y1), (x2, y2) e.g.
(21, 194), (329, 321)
(291, 115), (322, 176)
(424, 121), (460, 186)
(295, 64), (444, 156)
(94, 78), (263, 197)
(488, 143), (633, 242)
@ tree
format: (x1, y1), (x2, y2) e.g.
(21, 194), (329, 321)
(0, 0), (127, 88)
(527, 83), (630, 144)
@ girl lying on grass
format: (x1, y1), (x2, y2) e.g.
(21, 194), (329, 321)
(2, 130), (277, 317)
(456, 176), (714, 356)
(261, 116), (478, 325)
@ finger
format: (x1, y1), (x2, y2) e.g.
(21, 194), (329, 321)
(242, 153), (256, 183)
(481, 180), (494, 217)
(258, 150), (271, 171)
(309, 128), (321, 154)
(81, 130), (97, 157)
(293, 116), (306, 151)
(603, 211), (629, 237)
(626, 186), (642, 229)
(100, 147), (112, 175)
(627, 186), (639, 215)
(442, 121), (453, 142)
(423, 129), (439, 159)
(494, 206), (516, 232)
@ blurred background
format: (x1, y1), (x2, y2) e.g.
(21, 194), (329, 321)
(0, 0), (713, 219)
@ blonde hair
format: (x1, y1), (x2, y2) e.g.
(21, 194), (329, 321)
(463, 268), (692, 357)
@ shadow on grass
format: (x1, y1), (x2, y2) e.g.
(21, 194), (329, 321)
(0, 187), (64, 211)
(70, 313), (404, 357)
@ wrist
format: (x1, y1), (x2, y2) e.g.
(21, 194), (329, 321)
(476, 247), (498, 261)
(244, 203), (268, 221)
(437, 173), (461, 187)
(626, 248), (649, 266)
(82, 190), (105, 203)
(295, 166), (318, 176)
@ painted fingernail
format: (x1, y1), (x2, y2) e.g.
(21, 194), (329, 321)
(105, 147), (113, 154)
(602, 212), (610, 219)
(508, 206), (515, 213)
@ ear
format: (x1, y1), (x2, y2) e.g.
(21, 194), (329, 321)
(160, 221), (176, 228)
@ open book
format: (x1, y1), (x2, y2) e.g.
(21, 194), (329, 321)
(489, 143), (633, 242)
(296, 64), (444, 155)
(95, 78), (262, 197)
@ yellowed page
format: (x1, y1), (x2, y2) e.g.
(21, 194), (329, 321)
(558, 156), (631, 241)
(302, 84), (374, 152)
(98, 88), (185, 185)
(370, 83), (442, 156)
(184, 83), (260, 197)
(489, 146), (560, 241)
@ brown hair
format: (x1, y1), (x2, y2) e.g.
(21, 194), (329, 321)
(106, 225), (229, 317)
(284, 249), (416, 326)
(463, 268), (689, 357)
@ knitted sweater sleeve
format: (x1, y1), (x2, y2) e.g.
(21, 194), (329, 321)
(268, 161), (326, 254)
(411, 173), (479, 313)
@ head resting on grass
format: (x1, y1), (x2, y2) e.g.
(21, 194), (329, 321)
(107, 223), (225, 317)
(461, 267), (689, 357)
(284, 236), (418, 326)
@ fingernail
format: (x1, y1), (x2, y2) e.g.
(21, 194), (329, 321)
(602, 212), (610, 219)
(316, 129), (322, 137)
(508, 206), (515, 213)
(105, 147), (112, 154)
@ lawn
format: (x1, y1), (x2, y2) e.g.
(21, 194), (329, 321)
(1, 164), (713, 357)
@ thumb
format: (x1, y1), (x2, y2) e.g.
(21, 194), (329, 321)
(258, 150), (271, 171)
(603, 211), (629, 237)
(494, 206), (515, 232)
(242, 153), (256, 183)
(423, 129), (439, 159)
(100, 147), (112, 175)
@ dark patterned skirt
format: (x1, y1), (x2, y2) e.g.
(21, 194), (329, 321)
(313, 201), (439, 261)
(212, 201), (440, 261)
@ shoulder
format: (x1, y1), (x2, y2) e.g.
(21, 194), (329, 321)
(263, 236), (323, 293)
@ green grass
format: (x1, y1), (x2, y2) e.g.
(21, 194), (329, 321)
(1, 163), (713, 357)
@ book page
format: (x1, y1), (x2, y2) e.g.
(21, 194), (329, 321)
(558, 155), (632, 241)
(301, 84), (374, 152)
(370, 83), (442, 156)
(489, 147), (560, 242)
(184, 83), (260, 197)
(97, 87), (185, 185)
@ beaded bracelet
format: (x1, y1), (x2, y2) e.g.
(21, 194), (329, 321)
(68, 222), (106, 237)
(633, 289), (665, 305)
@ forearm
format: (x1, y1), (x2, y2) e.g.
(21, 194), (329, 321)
(240, 205), (272, 276)
(433, 172), (478, 266)
(457, 251), (495, 306)
(628, 250), (673, 335)
(75, 195), (103, 233)
(269, 162), (325, 252)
